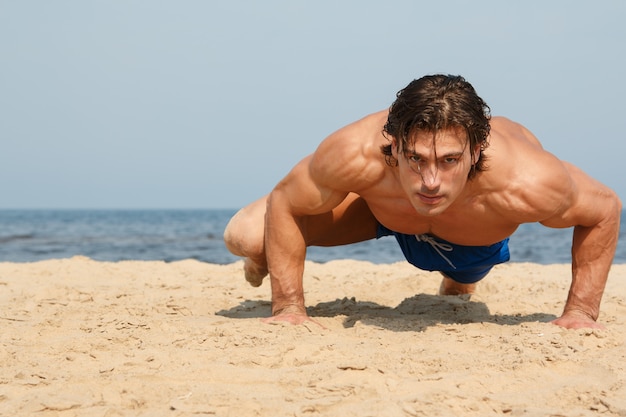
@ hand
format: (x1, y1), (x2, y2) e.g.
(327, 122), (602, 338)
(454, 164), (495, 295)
(551, 309), (606, 330)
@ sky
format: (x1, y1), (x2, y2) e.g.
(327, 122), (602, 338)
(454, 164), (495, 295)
(1, 1), (625, 209)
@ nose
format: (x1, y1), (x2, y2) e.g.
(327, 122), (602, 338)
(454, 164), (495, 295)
(418, 163), (440, 188)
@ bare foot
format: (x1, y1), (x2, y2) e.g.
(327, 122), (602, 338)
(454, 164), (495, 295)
(244, 258), (268, 287)
(439, 275), (476, 295)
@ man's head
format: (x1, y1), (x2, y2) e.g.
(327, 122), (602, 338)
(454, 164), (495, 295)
(381, 75), (491, 216)
(381, 74), (491, 178)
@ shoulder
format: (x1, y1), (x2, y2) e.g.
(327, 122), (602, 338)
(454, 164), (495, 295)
(316, 110), (389, 152)
(481, 117), (575, 222)
(489, 116), (543, 148)
(481, 123), (618, 227)
(309, 111), (389, 191)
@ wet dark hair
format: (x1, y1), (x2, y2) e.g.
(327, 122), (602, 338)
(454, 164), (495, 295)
(381, 74), (491, 178)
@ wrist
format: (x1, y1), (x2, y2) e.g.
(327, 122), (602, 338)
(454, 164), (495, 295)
(562, 307), (597, 322)
(272, 302), (306, 316)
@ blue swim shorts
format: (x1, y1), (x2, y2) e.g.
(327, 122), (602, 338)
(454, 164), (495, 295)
(376, 224), (510, 284)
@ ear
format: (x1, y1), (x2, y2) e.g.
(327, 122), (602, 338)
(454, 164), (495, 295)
(391, 138), (399, 159)
(472, 143), (482, 164)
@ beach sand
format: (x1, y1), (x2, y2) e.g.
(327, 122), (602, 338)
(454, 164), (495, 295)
(1, 257), (625, 416)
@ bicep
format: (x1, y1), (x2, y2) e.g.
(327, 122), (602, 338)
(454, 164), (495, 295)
(269, 156), (349, 217)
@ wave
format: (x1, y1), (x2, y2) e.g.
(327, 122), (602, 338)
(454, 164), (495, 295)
(0, 234), (36, 244)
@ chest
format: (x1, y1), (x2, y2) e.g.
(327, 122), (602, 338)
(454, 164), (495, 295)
(366, 197), (518, 246)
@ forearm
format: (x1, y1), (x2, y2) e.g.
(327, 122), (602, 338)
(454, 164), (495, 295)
(264, 196), (308, 316)
(567, 209), (621, 320)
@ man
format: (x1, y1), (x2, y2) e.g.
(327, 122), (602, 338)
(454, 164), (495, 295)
(224, 74), (621, 329)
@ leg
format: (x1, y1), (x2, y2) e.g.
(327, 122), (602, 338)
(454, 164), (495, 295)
(223, 193), (378, 286)
(223, 196), (269, 286)
(304, 193), (378, 247)
(436, 263), (499, 296)
(438, 274), (477, 295)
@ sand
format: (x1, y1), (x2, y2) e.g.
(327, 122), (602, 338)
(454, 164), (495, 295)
(1, 257), (625, 416)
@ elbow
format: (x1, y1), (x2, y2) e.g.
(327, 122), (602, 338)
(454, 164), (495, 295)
(609, 189), (622, 218)
(605, 189), (622, 231)
(615, 194), (622, 229)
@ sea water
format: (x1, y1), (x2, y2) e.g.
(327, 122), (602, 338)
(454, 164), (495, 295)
(0, 209), (624, 264)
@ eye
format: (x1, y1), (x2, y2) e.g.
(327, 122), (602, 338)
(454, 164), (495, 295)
(441, 154), (463, 165)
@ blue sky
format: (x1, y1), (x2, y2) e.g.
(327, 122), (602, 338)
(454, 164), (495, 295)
(1, 1), (624, 209)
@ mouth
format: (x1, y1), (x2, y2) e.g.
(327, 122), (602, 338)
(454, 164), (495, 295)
(417, 193), (443, 205)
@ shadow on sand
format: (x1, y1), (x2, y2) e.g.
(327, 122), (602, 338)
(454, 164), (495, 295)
(216, 294), (556, 332)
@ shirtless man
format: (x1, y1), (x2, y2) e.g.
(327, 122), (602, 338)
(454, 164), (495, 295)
(223, 74), (621, 330)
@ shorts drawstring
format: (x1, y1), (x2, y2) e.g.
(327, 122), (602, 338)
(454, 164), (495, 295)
(415, 234), (457, 269)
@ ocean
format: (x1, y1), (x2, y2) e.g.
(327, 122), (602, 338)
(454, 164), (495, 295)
(0, 209), (624, 265)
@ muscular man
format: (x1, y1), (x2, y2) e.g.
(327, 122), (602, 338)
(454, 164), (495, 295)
(224, 74), (621, 329)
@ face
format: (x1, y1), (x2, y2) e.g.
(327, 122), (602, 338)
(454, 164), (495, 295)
(392, 128), (479, 216)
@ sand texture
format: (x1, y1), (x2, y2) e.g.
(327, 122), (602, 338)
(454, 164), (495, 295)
(1, 257), (625, 416)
